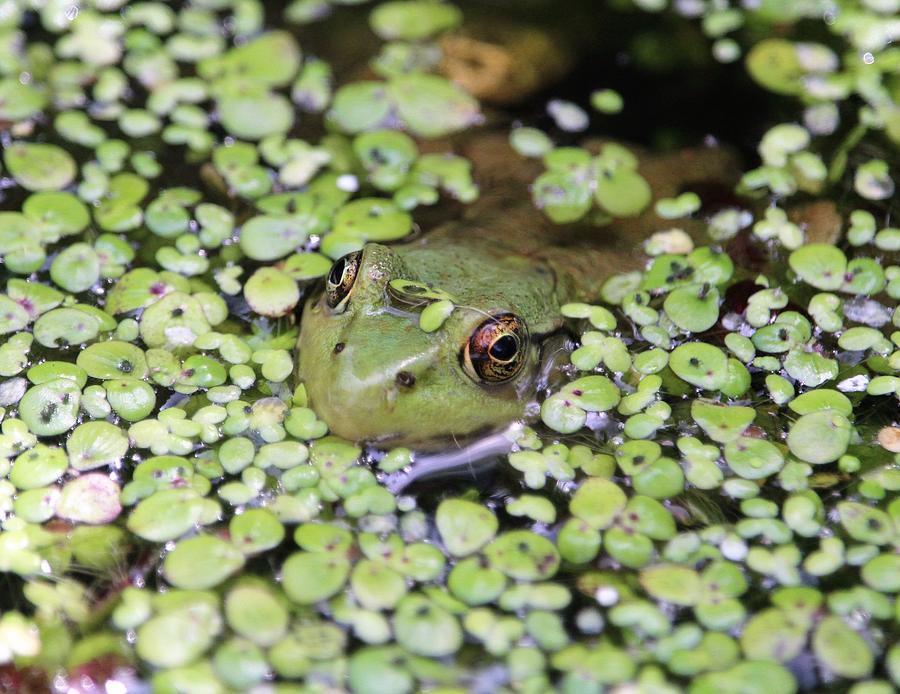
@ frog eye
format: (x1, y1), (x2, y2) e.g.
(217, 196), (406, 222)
(325, 250), (362, 311)
(461, 313), (529, 384)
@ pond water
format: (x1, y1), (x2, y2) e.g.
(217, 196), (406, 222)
(0, 1), (898, 693)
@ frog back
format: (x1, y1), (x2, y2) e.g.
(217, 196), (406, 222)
(395, 234), (566, 337)
(424, 132), (742, 302)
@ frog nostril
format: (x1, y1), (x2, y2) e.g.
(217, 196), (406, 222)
(333, 342), (345, 354)
(395, 371), (416, 388)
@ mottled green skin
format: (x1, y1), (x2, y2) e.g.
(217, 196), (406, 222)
(297, 137), (738, 446)
(297, 231), (568, 446)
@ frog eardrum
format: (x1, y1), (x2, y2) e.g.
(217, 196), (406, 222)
(461, 312), (529, 384)
(325, 250), (362, 311)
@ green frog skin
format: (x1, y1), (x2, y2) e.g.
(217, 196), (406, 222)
(296, 135), (739, 447)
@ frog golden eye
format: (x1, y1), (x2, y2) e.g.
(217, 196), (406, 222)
(461, 313), (529, 384)
(325, 250), (362, 311)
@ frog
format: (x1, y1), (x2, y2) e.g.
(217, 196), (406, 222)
(296, 133), (741, 448)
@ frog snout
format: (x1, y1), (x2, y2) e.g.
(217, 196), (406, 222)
(374, 368), (414, 411)
(299, 321), (526, 446)
(379, 361), (430, 404)
(330, 340), (437, 407)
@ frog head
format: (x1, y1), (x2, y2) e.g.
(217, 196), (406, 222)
(296, 243), (552, 447)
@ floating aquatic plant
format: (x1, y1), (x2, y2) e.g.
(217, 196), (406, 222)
(0, 0), (896, 691)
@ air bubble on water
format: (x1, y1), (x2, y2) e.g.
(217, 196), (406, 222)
(337, 174), (359, 192)
(595, 586), (619, 606)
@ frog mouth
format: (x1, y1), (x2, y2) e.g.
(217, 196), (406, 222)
(379, 422), (526, 493)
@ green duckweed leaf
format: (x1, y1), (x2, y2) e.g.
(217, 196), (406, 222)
(788, 389), (851, 416)
(244, 267), (300, 318)
(23, 192), (90, 238)
(136, 597), (222, 669)
(219, 91), (295, 140)
(837, 502), (894, 545)
(19, 378), (81, 437)
(789, 244), (847, 291)
(104, 377), (156, 421)
(665, 283), (721, 332)
(332, 198), (413, 243)
(670, 343), (729, 391)
(0, 296), (30, 335)
(0, 78), (46, 122)
(200, 31), (301, 88)
(10, 444), (67, 490)
(282, 252), (333, 280)
(229, 509), (286, 555)
(77, 341), (149, 381)
(724, 437), (785, 479)
(56, 473), (122, 524)
(163, 535), (246, 590)
(350, 560), (408, 610)
(484, 530), (560, 581)
(561, 375), (621, 412)
(67, 421), (129, 471)
(389, 73), (480, 138)
(745, 39), (804, 95)
(419, 299), (455, 332)
(740, 608), (807, 662)
(370, 1), (461, 40)
(591, 88), (624, 114)
(3, 142), (76, 191)
(436, 498), (498, 557)
(861, 553), (900, 593)
(126, 489), (207, 542)
(594, 166), (652, 217)
(640, 564), (702, 606)
(139, 292), (211, 350)
(540, 393), (587, 433)
(239, 215), (315, 261)
(50, 243), (100, 294)
(328, 81), (392, 133)
(393, 594), (462, 657)
(812, 615), (874, 679)
(225, 583), (289, 647)
(282, 551), (350, 604)
(447, 557), (507, 605)
(691, 400), (756, 442)
(348, 646), (414, 694)
(787, 410), (852, 464)
(570, 478), (626, 529)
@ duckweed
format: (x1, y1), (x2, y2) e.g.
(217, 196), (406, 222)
(0, 0), (896, 691)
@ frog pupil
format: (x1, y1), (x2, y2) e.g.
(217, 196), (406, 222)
(325, 250), (362, 310)
(328, 258), (346, 286)
(490, 335), (517, 361)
